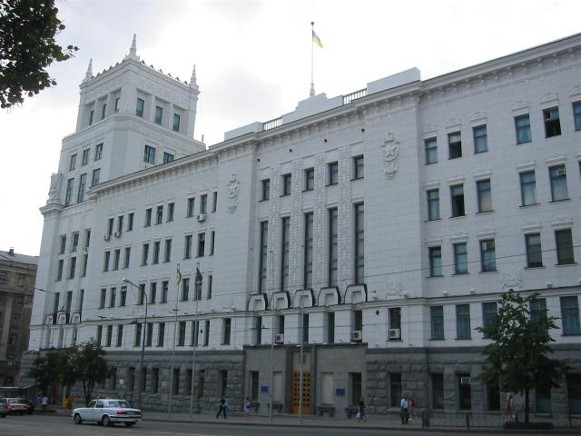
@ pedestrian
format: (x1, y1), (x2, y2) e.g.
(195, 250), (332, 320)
(400, 394), (409, 424)
(357, 397), (366, 421)
(62, 394), (73, 412)
(409, 396), (415, 423)
(504, 392), (514, 422)
(216, 397), (227, 419)
(244, 397), (251, 416)
(41, 394), (48, 411)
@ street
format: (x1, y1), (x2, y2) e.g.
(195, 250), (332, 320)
(0, 413), (498, 435)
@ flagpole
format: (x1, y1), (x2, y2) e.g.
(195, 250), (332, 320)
(310, 21), (315, 97)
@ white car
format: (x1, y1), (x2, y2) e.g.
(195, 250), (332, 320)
(72, 398), (141, 427)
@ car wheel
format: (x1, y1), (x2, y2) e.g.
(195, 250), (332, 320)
(102, 415), (112, 426)
(125, 422), (135, 427)
(73, 413), (83, 425)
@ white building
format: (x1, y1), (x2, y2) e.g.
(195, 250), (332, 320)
(26, 34), (581, 422)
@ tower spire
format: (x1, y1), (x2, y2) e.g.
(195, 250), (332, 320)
(125, 34), (140, 60)
(83, 59), (93, 82)
(190, 65), (197, 87)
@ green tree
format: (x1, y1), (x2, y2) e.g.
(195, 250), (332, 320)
(0, 0), (78, 108)
(73, 341), (111, 406)
(477, 290), (568, 424)
(28, 347), (62, 395)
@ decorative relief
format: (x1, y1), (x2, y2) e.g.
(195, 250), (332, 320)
(226, 174), (240, 213)
(382, 133), (400, 180)
(47, 172), (62, 204)
(384, 280), (404, 299)
(502, 269), (523, 291)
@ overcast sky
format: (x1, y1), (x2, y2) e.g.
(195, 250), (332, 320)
(1, 0), (580, 257)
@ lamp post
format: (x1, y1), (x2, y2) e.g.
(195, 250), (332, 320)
(188, 267), (202, 420)
(123, 278), (148, 410)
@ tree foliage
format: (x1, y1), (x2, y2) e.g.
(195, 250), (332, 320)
(75, 341), (111, 406)
(477, 290), (568, 423)
(0, 0), (78, 108)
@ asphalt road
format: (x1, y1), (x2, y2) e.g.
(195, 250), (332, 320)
(0, 413), (497, 435)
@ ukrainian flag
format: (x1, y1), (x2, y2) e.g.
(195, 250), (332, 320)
(312, 30), (323, 48)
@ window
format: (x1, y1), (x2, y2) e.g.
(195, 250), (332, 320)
(156, 205), (163, 224)
(203, 320), (210, 346)
(280, 217), (290, 290)
(222, 318), (231, 345)
(431, 374), (444, 409)
(304, 212), (314, 289)
(141, 243), (149, 265)
(109, 287), (116, 307)
(326, 312), (335, 343)
(103, 251), (110, 272)
(473, 125), (488, 153)
(476, 179), (492, 212)
(304, 168), (314, 191)
(100, 288), (106, 309)
(154, 105), (163, 125)
(116, 325), (124, 347)
(549, 165), (568, 201)
(353, 155), (364, 179)
(567, 374), (581, 414)
(515, 114), (532, 144)
(519, 170), (537, 206)
(101, 103), (107, 119)
(480, 239), (496, 272)
(450, 184), (465, 217)
(454, 242), (468, 274)
(136, 98), (144, 117)
(530, 297), (547, 324)
(482, 302), (497, 337)
(161, 280), (169, 303)
(114, 97), (120, 112)
(177, 322), (186, 346)
(163, 152), (174, 163)
(430, 306), (444, 340)
(82, 149), (90, 166)
(560, 295), (581, 335)
(281, 173), (292, 196)
(184, 235), (192, 259)
(145, 208), (152, 226)
(258, 221), (268, 293)
(181, 278), (189, 301)
(354, 203), (365, 284)
(113, 249), (120, 270)
(389, 307), (401, 335)
(68, 257), (76, 279)
(89, 110), (94, 126)
(94, 143), (103, 160)
(91, 168), (101, 186)
(191, 320), (199, 346)
(167, 202), (174, 222)
(573, 101), (581, 131)
(144, 145), (156, 164)
(69, 153), (77, 171)
(429, 246), (442, 277)
(127, 213), (134, 231)
(209, 231), (215, 255)
(164, 238), (172, 262)
(458, 374), (472, 410)
(328, 161), (339, 185)
(152, 241), (160, 264)
(200, 194), (208, 214)
(187, 197), (195, 217)
(71, 232), (79, 252)
(77, 173), (87, 203)
(543, 107), (561, 137)
(197, 232), (205, 257)
(157, 322), (165, 347)
(59, 235), (66, 254)
(427, 189), (440, 221)
(212, 191), (218, 212)
(448, 132), (462, 159)
(261, 179), (270, 201)
(525, 233), (543, 267)
(302, 313), (309, 343)
(173, 113), (181, 132)
(123, 247), (131, 268)
(207, 274), (213, 299)
(389, 373), (402, 408)
(65, 178), (74, 205)
(328, 207), (338, 287)
(425, 137), (438, 164)
(555, 229), (575, 265)
(456, 304), (471, 339)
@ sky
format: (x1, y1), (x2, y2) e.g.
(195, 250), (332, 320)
(1, 0), (580, 257)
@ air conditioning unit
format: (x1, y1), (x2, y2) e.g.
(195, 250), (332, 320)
(57, 313), (67, 324)
(352, 330), (362, 342)
(45, 315), (54, 325)
(460, 376), (471, 385)
(555, 168), (566, 176)
(275, 333), (284, 344)
(114, 231), (121, 238)
(196, 213), (207, 222)
(71, 313), (81, 324)
(103, 234), (111, 241)
(388, 328), (401, 339)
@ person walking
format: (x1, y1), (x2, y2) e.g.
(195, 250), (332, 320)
(216, 397), (227, 419)
(243, 397), (251, 416)
(504, 392), (514, 422)
(400, 394), (410, 424)
(357, 397), (367, 421)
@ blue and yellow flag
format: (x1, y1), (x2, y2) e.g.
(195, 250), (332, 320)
(312, 30), (323, 49)
(176, 264), (182, 285)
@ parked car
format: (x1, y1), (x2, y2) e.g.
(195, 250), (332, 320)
(5, 398), (33, 415)
(72, 398), (141, 427)
(0, 398), (9, 418)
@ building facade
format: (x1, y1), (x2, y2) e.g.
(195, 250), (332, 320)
(25, 34), (581, 423)
(0, 249), (37, 387)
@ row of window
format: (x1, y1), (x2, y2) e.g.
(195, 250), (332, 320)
(59, 230), (91, 255)
(143, 144), (174, 165)
(428, 228), (575, 277)
(136, 97), (183, 133)
(260, 156), (363, 201)
(424, 101), (581, 165)
(69, 143), (103, 172)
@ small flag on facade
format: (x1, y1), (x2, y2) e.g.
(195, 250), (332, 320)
(312, 29), (323, 49)
(195, 266), (203, 285)
(176, 264), (182, 285)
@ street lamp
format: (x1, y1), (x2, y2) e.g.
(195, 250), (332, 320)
(123, 278), (148, 410)
(188, 266), (202, 420)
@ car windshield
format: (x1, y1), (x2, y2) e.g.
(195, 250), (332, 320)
(106, 400), (130, 408)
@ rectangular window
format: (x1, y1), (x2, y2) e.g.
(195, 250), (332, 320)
(519, 170), (537, 206)
(154, 105), (163, 125)
(113, 249), (120, 270)
(184, 234), (193, 259)
(389, 373), (402, 408)
(543, 107), (561, 137)
(482, 302), (497, 337)
(304, 168), (314, 191)
(91, 168), (101, 186)
(473, 125), (488, 153)
(425, 137), (438, 164)
(82, 149), (90, 166)
(549, 165), (568, 201)
(429, 246), (442, 277)
(261, 179), (270, 201)
(476, 179), (492, 212)
(328, 161), (339, 185)
(164, 238), (172, 262)
(432, 374), (444, 409)
(186, 197), (195, 217)
(127, 213), (134, 231)
(152, 241), (160, 264)
(197, 233), (205, 257)
(304, 212), (314, 289)
(567, 374), (581, 414)
(173, 113), (181, 132)
(530, 297), (547, 324)
(69, 153), (77, 171)
(157, 322), (165, 347)
(100, 288), (106, 309)
(200, 194), (208, 214)
(223, 318), (231, 345)
(480, 239), (497, 272)
(136, 98), (144, 117)
(515, 114), (532, 144)
(560, 295), (581, 335)
(353, 155), (364, 179)
(59, 235), (67, 254)
(68, 257), (76, 279)
(258, 221), (268, 293)
(207, 274), (212, 299)
(177, 321), (186, 346)
(77, 173), (87, 203)
(328, 207), (338, 287)
(109, 287), (116, 308)
(573, 101), (581, 131)
(281, 173), (292, 196)
(146, 323), (153, 347)
(116, 325), (124, 347)
(120, 286), (127, 306)
(161, 280), (168, 303)
(103, 251), (110, 272)
(191, 320), (200, 346)
(101, 103), (107, 120)
(89, 109), (94, 126)
(454, 242), (468, 274)
(144, 145), (156, 164)
(555, 228), (575, 265)
(212, 191), (218, 212)
(280, 217), (290, 290)
(302, 313), (310, 343)
(430, 306), (444, 340)
(114, 97), (120, 113)
(163, 152), (174, 163)
(94, 143), (103, 160)
(525, 233), (543, 267)
(326, 312), (335, 343)
(448, 132), (462, 159)
(203, 320), (210, 346)
(141, 243), (149, 265)
(458, 374), (472, 410)
(134, 323), (142, 347)
(65, 178), (74, 205)
(167, 202), (174, 222)
(181, 278), (189, 301)
(456, 304), (471, 339)
(427, 189), (440, 221)
(354, 203), (365, 284)
(209, 231), (215, 255)
(156, 205), (163, 224)
(145, 208), (152, 226)
(451, 184), (465, 217)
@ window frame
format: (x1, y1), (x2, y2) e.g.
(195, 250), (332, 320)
(448, 132), (462, 159)
(425, 137), (438, 164)
(515, 114), (532, 144)
(473, 125), (488, 154)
